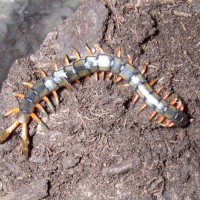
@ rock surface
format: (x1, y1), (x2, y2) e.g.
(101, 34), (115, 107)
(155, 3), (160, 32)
(0, 0), (199, 199)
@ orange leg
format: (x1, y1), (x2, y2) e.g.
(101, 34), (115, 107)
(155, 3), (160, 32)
(94, 72), (98, 81)
(21, 123), (29, 159)
(40, 70), (60, 108)
(95, 44), (104, 54)
(100, 71), (105, 80)
(117, 47), (122, 58)
(141, 64), (148, 75)
(73, 48), (81, 59)
(86, 45), (94, 56)
(127, 54), (133, 64)
(2, 108), (19, 118)
(13, 93), (48, 118)
(0, 120), (20, 143)
(42, 96), (55, 113)
(23, 82), (55, 113)
(64, 55), (70, 65)
(176, 100), (184, 111)
(39, 69), (46, 77)
(52, 90), (60, 108)
(53, 60), (59, 71)
(113, 76), (122, 83)
(149, 111), (157, 121)
(66, 84), (73, 92)
(106, 72), (113, 80)
(30, 113), (48, 129)
(132, 94), (140, 106)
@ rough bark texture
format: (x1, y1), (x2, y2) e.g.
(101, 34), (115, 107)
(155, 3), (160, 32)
(0, 0), (199, 199)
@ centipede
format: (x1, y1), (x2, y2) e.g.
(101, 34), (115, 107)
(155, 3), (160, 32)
(0, 45), (189, 159)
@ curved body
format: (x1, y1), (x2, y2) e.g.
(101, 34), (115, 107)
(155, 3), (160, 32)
(0, 51), (189, 159)
(18, 54), (188, 126)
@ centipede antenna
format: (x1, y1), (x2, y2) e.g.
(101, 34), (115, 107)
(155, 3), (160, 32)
(0, 120), (20, 143)
(30, 113), (48, 130)
(21, 123), (29, 159)
(2, 108), (20, 118)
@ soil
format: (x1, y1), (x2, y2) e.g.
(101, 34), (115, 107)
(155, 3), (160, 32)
(0, 0), (200, 199)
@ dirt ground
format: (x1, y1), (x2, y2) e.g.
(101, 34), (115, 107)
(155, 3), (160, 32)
(0, 0), (200, 199)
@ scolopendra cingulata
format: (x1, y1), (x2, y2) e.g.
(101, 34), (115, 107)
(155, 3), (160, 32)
(0, 45), (189, 159)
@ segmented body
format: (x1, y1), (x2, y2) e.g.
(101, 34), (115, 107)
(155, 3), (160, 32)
(18, 54), (188, 126)
(0, 49), (189, 159)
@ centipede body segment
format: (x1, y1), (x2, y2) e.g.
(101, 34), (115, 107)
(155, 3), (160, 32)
(0, 45), (189, 159)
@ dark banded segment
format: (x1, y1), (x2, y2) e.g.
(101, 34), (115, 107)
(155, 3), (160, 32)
(53, 69), (68, 86)
(85, 56), (98, 73)
(43, 76), (58, 92)
(119, 63), (138, 81)
(32, 80), (49, 98)
(144, 92), (161, 109)
(19, 99), (35, 114)
(64, 65), (78, 83)
(129, 73), (146, 90)
(24, 89), (40, 104)
(154, 100), (168, 114)
(110, 57), (125, 73)
(174, 111), (188, 126)
(163, 105), (177, 120)
(73, 58), (90, 78)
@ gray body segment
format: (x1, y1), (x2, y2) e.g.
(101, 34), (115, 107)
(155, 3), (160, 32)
(17, 54), (188, 126)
